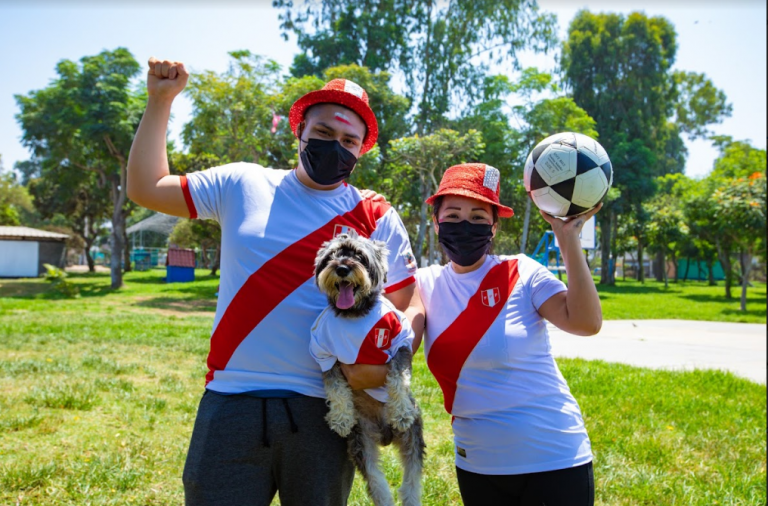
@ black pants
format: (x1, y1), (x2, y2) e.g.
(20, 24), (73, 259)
(456, 462), (594, 506)
(183, 391), (354, 506)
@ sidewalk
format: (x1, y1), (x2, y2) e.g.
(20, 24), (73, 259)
(548, 320), (767, 384)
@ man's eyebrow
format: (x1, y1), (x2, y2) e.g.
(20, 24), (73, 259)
(315, 121), (362, 141)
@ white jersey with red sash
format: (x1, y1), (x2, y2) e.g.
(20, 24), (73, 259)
(415, 254), (592, 475)
(309, 297), (414, 402)
(182, 163), (416, 397)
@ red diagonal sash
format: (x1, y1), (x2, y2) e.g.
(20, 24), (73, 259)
(426, 259), (520, 413)
(205, 197), (390, 383)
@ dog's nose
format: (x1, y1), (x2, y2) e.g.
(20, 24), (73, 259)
(335, 265), (351, 277)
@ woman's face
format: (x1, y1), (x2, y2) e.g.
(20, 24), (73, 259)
(433, 195), (497, 234)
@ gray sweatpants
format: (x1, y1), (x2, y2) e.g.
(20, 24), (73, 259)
(183, 390), (355, 506)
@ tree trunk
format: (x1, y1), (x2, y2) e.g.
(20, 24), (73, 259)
(716, 242), (733, 298)
(428, 221), (436, 265)
(706, 260), (716, 286)
(637, 240), (645, 283)
(110, 213), (125, 289)
(654, 251), (664, 282)
(123, 225), (132, 273)
(671, 251), (678, 283)
(740, 251), (752, 312)
(598, 211), (613, 285)
(210, 243), (221, 276)
(414, 176), (428, 266)
(520, 198), (532, 254)
(662, 249), (668, 289)
(683, 257), (691, 281)
(85, 237), (96, 272)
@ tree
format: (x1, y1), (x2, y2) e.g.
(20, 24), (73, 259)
(169, 218), (223, 276)
(183, 51), (284, 167)
(712, 172), (766, 311)
(708, 139), (767, 301)
(644, 175), (689, 288)
(387, 129), (485, 264)
(15, 48), (144, 288)
(0, 155), (35, 226)
(27, 165), (109, 272)
(276, 0), (557, 134)
(507, 68), (599, 254)
(562, 10), (731, 285)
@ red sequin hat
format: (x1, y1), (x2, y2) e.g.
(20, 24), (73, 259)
(426, 163), (514, 218)
(289, 79), (379, 155)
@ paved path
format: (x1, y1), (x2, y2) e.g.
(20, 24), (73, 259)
(548, 320), (767, 384)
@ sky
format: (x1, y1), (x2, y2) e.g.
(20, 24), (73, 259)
(0, 0), (765, 180)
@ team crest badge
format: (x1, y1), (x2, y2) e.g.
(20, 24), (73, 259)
(481, 288), (501, 308)
(333, 224), (357, 238)
(404, 251), (417, 271)
(374, 328), (391, 348)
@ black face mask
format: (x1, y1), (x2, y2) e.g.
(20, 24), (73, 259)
(300, 137), (358, 186)
(438, 220), (494, 267)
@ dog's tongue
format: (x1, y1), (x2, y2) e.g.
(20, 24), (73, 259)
(336, 282), (355, 310)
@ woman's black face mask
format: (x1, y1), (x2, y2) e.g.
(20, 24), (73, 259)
(299, 136), (358, 186)
(438, 220), (494, 267)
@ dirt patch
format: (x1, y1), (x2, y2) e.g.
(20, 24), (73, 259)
(66, 265), (110, 273)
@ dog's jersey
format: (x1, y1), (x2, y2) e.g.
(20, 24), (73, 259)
(309, 297), (414, 402)
(182, 163), (416, 397)
(415, 254), (592, 475)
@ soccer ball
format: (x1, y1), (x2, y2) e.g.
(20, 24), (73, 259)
(523, 132), (613, 218)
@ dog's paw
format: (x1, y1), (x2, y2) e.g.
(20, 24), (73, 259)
(325, 411), (356, 437)
(386, 402), (416, 432)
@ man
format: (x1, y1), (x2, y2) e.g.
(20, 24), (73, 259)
(127, 58), (417, 506)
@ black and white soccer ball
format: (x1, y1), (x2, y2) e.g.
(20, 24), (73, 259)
(523, 132), (613, 218)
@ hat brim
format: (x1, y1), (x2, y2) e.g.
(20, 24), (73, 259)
(426, 188), (514, 218)
(289, 90), (379, 155)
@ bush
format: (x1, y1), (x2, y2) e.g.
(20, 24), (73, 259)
(42, 264), (80, 298)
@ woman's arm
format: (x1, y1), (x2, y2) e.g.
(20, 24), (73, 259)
(404, 287), (426, 353)
(537, 204), (603, 336)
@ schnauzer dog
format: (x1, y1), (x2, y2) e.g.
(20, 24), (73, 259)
(313, 230), (425, 506)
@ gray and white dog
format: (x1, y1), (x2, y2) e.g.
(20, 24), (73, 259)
(314, 230), (425, 506)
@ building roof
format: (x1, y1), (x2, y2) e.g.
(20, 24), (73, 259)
(167, 248), (196, 268)
(0, 226), (69, 241)
(126, 212), (179, 236)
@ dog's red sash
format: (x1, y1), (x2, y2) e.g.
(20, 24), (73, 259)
(205, 197), (390, 383)
(426, 259), (520, 413)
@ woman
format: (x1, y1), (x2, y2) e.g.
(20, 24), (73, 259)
(408, 163), (601, 506)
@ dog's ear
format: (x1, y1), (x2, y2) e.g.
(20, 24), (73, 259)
(372, 240), (389, 285)
(314, 241), (333, 283)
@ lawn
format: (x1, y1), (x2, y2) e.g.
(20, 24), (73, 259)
(1, 270), (765, 505)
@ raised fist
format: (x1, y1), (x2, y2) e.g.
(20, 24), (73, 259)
(146, 57), (189, 101)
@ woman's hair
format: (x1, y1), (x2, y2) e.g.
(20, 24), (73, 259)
(430, 195), (500, 224)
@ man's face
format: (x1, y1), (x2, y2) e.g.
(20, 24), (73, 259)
(299, 104), (367, 158)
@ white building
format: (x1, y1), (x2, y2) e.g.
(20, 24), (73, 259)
(0, 226), (69, 277)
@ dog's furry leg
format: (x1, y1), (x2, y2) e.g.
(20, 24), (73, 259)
(323, 364), (357, 437)
(385, 347), (418, 432)
(348, 420), (396, 506)
(394, 410), (426, 506)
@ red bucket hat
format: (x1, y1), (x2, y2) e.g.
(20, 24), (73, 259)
(426, 163), (514, 218)
(289, 79), (379, 155)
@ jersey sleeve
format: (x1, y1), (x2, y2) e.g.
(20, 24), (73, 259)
(182, 162), (247, 222)
(524, 256), (568, 310)
(388, 310), (415, 357)
(309, 315), (338, 372)
(371, 207), (417, 293)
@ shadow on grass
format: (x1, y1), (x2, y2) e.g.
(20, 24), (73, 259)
(133, 296), (216, 313)
(595, 283), (678, 295)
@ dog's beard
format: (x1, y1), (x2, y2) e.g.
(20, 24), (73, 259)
(317, 264), (372, 310)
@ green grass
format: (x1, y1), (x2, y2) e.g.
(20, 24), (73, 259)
(595, 277), (766, 323)
(1, 269), (765, 505)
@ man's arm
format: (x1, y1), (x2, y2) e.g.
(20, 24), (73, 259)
(126, 58), (191, 217)
(342, 283), (416, 390)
